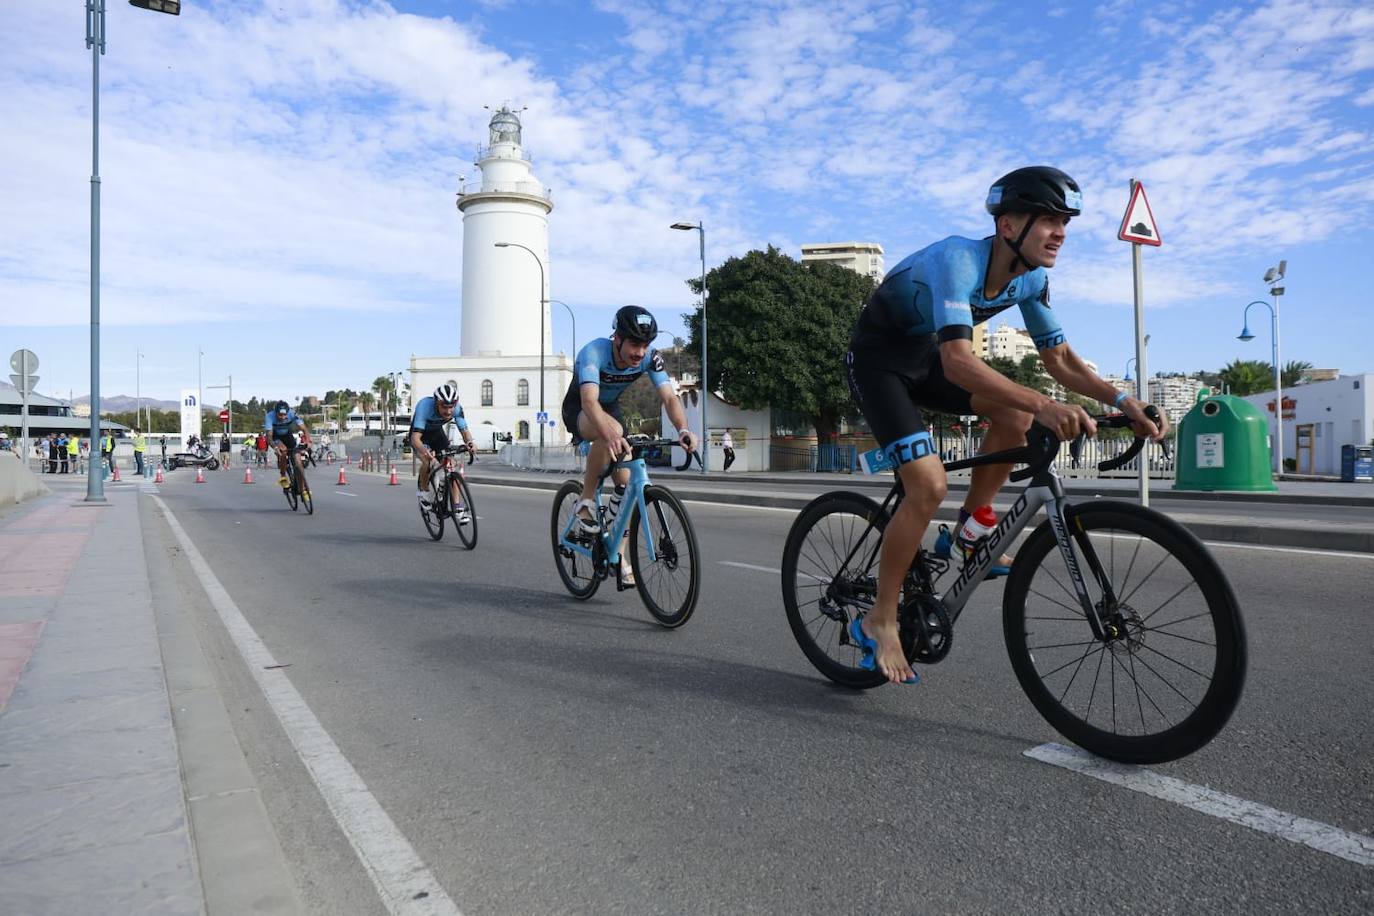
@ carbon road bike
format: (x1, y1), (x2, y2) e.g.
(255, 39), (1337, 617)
(780, 410), (1247, 764)
(552, 436), (701, 628)
(419, 444), (477, 549)
(280, 444), (313, 515)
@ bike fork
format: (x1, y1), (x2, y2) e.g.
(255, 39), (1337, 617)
(1044, 496), (1118, 641)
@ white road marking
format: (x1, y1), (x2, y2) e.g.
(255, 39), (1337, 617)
(1195, 540), (1374, 561)
(151, 496), (463, 915)
(1026, 743), (1374, 867)
(333, 490), (358, 497)
(720, 561), (782, 575)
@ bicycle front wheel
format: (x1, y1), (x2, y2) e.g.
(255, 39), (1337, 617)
(629, 485), (700, 628)
(1003, 502), (1247, 764)
(300, 475), (313, 515)
(551, 480), (600, 599)
(421, 475), (444, 540)
(453, 475), (477, 550)
(285, 472), (299, 511)
(781, 492), (889, 689)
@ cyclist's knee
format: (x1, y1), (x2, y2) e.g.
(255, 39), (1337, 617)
(895, 456), (946, 516)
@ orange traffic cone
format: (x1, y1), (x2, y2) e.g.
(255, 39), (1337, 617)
(154, 466), (164, 483)
(112, 465), (121, 482)
(388, 467), (399, 485)
(243, 466), (254, 484)
(337, 467), (348, 486)
(195, 467), (206, 484)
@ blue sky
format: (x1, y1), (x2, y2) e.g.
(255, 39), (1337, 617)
(2, 0), (1372, 404)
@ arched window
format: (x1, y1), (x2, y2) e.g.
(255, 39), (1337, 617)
(517, 420), (529, 440)
(481, 379), (493, 406)
(517, 378), (529, 406)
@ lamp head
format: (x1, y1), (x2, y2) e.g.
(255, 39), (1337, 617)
(1238, 327), (1255, 342)
(494, 242), (510, 248)
(670, 222), (698, 231)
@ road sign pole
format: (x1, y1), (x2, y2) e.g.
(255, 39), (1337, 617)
(1131, 226), (1149, 508)
(21, 351), (32, 467)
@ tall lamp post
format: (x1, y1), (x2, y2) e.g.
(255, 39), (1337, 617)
(206, 376), (233, 438)
(494, 242), (547, 449)
(85, 0), (180, 503)
(549, 299), (576, 357)
(1123, 357), (1137, 384)
(1239, 296), (1284, 475)
(671, 221), (707, 473)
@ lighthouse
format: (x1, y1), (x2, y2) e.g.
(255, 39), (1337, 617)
(407, 106), (572, 448)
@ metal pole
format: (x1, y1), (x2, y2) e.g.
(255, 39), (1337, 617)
(85, 0), (106, 502)
(494, 242), (546, 450)
(1272, 296), (1283, 476)
(698, 225), (708, 474)
(228, 374), (233, 438)
(135, 349), (141, 436)
(1128, 180), (1148, 507)
(20, 351), (31, 468)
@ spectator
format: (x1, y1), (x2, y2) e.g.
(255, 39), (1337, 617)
(159, 434), (168, 466)
(132, 427), (147, 476)
(0, 431), (10, 451)
(66, 433), (79, 474)
(101, 432), (115, 474)
(255, 431), (268, 466)
(721, 429), (736, 472)
(57, 434), (69, 473)
(79, 438), (90, 474)
(219, 432), (231, 468)
(47, 434), (60, 474)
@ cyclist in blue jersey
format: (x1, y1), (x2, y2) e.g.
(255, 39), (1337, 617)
(410, 383), (476, 515)
(562, 306), (697, 582)
(264, 400), (312, 489)
(847, 166), (1167, 685)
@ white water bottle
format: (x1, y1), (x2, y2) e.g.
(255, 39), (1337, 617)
(957, 505), (998, 551)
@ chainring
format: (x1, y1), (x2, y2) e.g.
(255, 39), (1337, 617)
(900, 592), (953, 664)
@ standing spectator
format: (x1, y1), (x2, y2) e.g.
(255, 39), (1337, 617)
(67, 433), (80, 474)
(57, 434), (69, 473)
(132, 427), (147, 476)
(101, 431), (115, 474)
(47, 434), (60, 474)
(721, 429), (736, 472)
(255, 431), (268, 466)
(219, 432), (231, 469)
(159, 434), (168, 467)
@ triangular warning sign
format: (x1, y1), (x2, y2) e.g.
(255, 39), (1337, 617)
(1119, 182), (1162, 246)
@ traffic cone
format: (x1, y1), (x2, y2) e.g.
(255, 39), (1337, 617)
(337, 467), (348, 486)
(112, 465), (121, 482)
(195, 467), (206, 484)
(154, 466), (164, 483)
(388, 467), (399, 485)
(243, 466), (254, 484)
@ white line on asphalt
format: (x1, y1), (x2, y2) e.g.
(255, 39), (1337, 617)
(150, 495), (463, 916)
(1195, 540), (1374, 561)
(720, 561), (782, 575)
(333, 490), (358, 497)
(1025, 743), (1374, 867)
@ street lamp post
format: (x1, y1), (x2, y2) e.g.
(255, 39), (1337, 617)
(206, 376), (233, 438)
(1239, 297), (1284, 475)
(671, 221), (707, 473)
(494, 242), (547, 450)
(549, 299), (576, 357)
(1124, 357), (1137, 384)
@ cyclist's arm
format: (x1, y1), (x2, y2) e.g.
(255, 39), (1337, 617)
(1041, 343), (1165, 439)
(409, 428), (431, 462)
(580, 383), (630, 455)
(940, 338), (1051, 414)
(656, 382), (696, 451)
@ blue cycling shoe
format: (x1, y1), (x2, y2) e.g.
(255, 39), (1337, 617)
(848, 617), (919, 685)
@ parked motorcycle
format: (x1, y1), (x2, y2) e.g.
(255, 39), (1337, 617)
(167, 441), (220, 471)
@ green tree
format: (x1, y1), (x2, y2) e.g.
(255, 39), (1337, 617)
(1218, 359), (1273, 396)
(683, 246), (874, 439)
(330, 398), (350, 431)
(357, 392), (375, 434)
(1282, 360), (1314, 388)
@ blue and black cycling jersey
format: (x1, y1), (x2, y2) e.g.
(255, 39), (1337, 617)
(410, 396), (468, 436)
(562, 337), (671, 409)
(264, 408), (305, 439)
(850, 235), (1065, 363)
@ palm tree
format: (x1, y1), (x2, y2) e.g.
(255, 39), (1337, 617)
(1282, 360), (1314, 388)
(331, 398), (350, 432)
(372, 376), (396, 439)
(1218, 359), (1273, 396)
(358, 392), (375, 434)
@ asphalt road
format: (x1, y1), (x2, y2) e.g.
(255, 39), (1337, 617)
(143, 466), (1374, 915)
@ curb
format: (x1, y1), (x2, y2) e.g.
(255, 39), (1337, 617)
(466, 471), (1374, 554)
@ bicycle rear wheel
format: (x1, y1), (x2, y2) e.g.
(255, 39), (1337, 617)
(780, 492), (889, 689)
(551, 480), (601, 599)
(421, 474), (444, 540)
(629, 485), (700, 628)
(453, 475), (477, 550)
(1003, 501), (1247, 764)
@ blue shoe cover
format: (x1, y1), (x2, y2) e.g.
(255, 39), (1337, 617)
(848, 617), (918, 685)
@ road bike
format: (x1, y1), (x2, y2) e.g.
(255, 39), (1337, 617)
(419, 444), (477, 549)
(551, 436), (701, 628)
(780, 410), (1247, 764)
(280, 444), (313, 515)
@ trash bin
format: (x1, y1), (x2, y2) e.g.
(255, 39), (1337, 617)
(1174, 390), (1277, 492)
(1341, 444), (1373, 483)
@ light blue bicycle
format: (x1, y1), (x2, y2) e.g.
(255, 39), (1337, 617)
(551, 436), (701, 627)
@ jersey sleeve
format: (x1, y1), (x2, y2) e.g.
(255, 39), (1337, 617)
(928, 246), (981, 343)
(576, 340), (604, 386)
(454, 406), (468, 432)
(410, 398), (433, 431)
(1019, 274), (1066, 349)
(646, 349), (671, 388)
(262, 412), (272, 432)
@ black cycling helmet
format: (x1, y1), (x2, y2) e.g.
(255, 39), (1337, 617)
(612, 305), (658, 343)
(274, 400), (289, 413)
(986, 166), (1082, 217)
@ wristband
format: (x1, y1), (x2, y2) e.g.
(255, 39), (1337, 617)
(1114, 391), (1129, 409)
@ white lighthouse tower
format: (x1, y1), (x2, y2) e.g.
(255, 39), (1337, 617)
(408, 106), (572, 448)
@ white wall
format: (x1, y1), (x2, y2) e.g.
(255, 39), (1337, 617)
(1243, 374), (1373, 475)
(411, 354), (573, 446)
(663, 389), (771, 472)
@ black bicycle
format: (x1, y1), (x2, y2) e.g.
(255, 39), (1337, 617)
(780, 410), (1247, 764)
(281, 444), (313, 515)
(419, 444), (476, 549)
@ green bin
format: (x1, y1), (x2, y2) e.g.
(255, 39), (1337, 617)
(1173, 390), (1277, 492)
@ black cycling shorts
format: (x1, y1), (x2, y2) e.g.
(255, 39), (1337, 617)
(562, 386), (624, 445)
(417, 427), (450, 453)
(846, 335), (973, 449)
(271, 432), (298, 451)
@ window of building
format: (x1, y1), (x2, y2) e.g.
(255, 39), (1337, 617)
(481, 379), (493, 406)
(517, 420), (529, 440)
(517, 378), (529, 406)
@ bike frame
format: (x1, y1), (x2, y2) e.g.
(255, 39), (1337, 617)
(557, 456), (658, 567)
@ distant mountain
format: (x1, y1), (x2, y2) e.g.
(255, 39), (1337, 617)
(0, 382), (214, 414)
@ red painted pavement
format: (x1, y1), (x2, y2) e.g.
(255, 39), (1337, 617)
(0, 621), (44, 712)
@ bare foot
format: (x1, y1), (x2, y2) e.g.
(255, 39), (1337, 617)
(999, 553), (1014, 568)
(863, 618), (915, 685)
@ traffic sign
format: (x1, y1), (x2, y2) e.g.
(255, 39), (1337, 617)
(10, 373), (39, 393)
(10, 349), (38, 374)
(218, 409), (230, 424)
(536, 411), (548, 423)
(1118, 182), (1162, 246)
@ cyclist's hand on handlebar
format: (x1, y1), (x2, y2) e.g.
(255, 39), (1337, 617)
(466, 448), (476, 465)
(1035, 401), (1096, 441)
(1122, 398), (1166, 441)
(606, 435), (632, 460)
(678, 430), (697, 453)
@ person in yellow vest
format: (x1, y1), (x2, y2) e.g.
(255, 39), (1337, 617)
(66, 433), (80, 474)
(101, 432), (115, 474)
(132, 428), (147, 476)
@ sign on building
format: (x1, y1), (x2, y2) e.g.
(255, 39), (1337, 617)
(180, 389), (201, 442)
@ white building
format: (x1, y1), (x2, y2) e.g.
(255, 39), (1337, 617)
(1243, 374), (1374, 476)
(409, 106), (573, 446)
(800, 242), (885, 282)
(985, 322), (1039, 363)
(1101, 374), (1207, 427)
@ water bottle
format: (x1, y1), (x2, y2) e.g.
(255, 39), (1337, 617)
(607, 484), (626, 521)
(957, 505), (998, 558)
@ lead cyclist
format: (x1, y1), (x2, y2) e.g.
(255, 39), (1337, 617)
(845, 166), (1168, 685)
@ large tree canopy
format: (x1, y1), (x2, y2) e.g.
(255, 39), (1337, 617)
(683, 246), (874, 439)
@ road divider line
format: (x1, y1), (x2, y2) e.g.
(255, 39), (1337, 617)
(334, 490), (358, 497)
(150, 495), (464, 915)
(720, 561), (782, 575)
(1026, 743), (1374, 867)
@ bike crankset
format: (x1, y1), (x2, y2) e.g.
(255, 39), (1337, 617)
(900, 592), (953, 665)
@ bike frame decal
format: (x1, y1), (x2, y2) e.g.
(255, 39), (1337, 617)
(558, 458), (658, 565)
(944, 488), (1042, 614)
(858, 431), (936, 475)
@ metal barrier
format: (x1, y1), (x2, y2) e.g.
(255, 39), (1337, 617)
(768, 444), (858, 473)
(498, 444), (585, 473)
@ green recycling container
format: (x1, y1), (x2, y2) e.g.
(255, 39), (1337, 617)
(1174, 390), (1277, 492)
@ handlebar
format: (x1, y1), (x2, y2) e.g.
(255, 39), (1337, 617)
(597, 436), (692, 481)
(1007, 405), (1163, 483)
(434, 443), (476, 464)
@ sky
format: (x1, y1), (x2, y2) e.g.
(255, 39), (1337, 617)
(2, 0), (1372, 405)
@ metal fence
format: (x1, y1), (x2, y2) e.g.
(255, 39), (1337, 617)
(768, 444), (859, 473)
